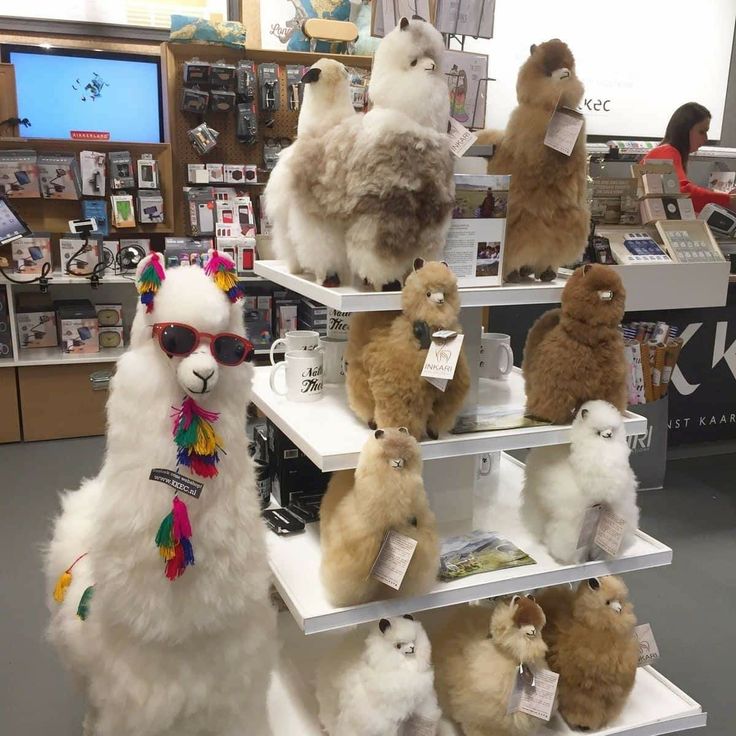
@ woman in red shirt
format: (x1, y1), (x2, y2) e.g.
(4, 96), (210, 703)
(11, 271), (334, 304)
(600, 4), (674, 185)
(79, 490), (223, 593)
(642, 102), (736, 213)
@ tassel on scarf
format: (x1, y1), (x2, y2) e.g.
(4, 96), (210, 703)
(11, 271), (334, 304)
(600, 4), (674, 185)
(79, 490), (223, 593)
(76, 585), (95, 620)
(204, 249), (242, 303)
(137, 252), (165, 313)
(52, 552), (89, 604)
(155, 495), (195, 581)
(171, 396), (222, 478)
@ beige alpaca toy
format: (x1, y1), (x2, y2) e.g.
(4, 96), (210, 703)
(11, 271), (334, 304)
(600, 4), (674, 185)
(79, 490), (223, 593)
(537, 577), (639, 730)
(522, 264), (627, 424)
(433, 596), (548, 736)
(477, 39), (589, 282)
(345, 259), (470, 440)
(319, 427), (439, 607)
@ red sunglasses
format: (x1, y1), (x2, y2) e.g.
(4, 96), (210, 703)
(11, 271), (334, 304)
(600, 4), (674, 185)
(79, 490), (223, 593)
(152, 322), (254, 366)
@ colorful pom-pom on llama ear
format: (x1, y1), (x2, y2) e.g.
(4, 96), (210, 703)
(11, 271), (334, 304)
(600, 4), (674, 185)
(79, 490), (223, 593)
(204, 249), (242, 303)
(136, 252), (166, 314)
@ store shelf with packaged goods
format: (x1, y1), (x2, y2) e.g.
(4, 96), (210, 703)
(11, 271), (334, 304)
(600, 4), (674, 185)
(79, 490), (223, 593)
(252, 367), (647, 472)
(0, 271), (137, 286)
(266, 454), (670, 636)
(13, 346), (125, 367)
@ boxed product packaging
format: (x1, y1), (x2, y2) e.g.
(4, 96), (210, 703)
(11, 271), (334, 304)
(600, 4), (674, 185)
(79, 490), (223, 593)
(266, 419), (330, 507)
(237, 240), (256, 274)
(590, 178), (639, 225)
(224, 164), (247, 184)
(640, 197), (696, 224)
(79, 151), (107, 196)
(210, 89), (236, 112)
(187, 163), (210, 184)
(183, 58), (210, 85)
(181, 86), (209, 114)
(242, 293), (273, 349)
(55, 299), (99, 354)
(99, 325), (124, 349)
(216, 200), (235, 224)
(111, 194), (136, 228)
(7, 235), (52, 275)
(137, 156), (160, 189)
(235, 194), (256, 236)
(185, 187), (216, 236)
(0, 289), (11, 359)
(164, 236), (214, 268)
(207, 163), (225, 183)
(59, 237), (101, 277)
(38, 153), (80, 200)
(117, 238), (149, 271)
(0, 149), (40, 198)
(273, 289), (301, 338)
(95, 303), (123, 326)
(15, 293), (57, 348)
(138, 191), (165, 224)
(109, 151), (135, 189)
(297, 297), (328, 335)
(82, 199), (109, 236)
(210, 61), (237, 88)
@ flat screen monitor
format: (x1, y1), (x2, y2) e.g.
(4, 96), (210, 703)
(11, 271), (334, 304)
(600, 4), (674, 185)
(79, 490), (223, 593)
(2, 45), (164, 143)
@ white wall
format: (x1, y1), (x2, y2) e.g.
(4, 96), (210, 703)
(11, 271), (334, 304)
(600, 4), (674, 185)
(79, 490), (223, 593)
(464, 0), (736, 140)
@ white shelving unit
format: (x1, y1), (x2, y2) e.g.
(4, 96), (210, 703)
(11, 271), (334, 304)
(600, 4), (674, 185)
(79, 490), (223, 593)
(255, 262), (709, 736)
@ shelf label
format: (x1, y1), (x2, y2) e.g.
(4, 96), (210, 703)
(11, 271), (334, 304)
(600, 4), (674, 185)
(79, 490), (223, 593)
(370, 530), (417, 590)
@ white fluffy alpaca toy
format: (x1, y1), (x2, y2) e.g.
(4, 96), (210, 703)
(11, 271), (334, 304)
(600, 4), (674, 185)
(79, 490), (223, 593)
(316, 615), (441, 736)
(265, 58), (356, 287)
(521, 400), (640, 564)
(45, 251), (276, 736)
(274, 17), (454, 290)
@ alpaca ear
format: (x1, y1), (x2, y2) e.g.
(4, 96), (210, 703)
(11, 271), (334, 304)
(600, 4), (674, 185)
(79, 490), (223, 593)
(398, 427), (409, 434)
(204, 249), (242, 303)
(510, 595), (521, 606)
(400, 16), (410, 30)
(379, 618), (391, 634)
(374, 429), (385, 439)
(588, 578), (600, 591)
(440, 260), (450, 268)
(413, 258), (425, 271)
(136, 251), (166, 314)
(530, 44), (537, 55)
(583, 264), (593, 275)
(527, 594), (536, 602)
(301, 67), (321, 84)
(581, 408), (589, 419)
(402, 613), (414, 621)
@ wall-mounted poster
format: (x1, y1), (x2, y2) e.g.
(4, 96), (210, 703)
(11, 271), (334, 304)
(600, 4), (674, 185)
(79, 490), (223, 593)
(443, 49), (489, 129)
(371, 0), (434, 37)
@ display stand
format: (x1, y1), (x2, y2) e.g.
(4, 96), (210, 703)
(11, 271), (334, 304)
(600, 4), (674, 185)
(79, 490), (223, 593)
(254, 261), (710, 734)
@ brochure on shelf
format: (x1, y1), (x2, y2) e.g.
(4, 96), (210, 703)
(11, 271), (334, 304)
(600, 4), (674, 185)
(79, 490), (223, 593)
(438, 530), (535, 581)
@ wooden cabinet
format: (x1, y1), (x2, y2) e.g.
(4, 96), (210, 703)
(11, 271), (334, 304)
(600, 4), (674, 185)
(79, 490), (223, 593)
(0, 367), (21, 443)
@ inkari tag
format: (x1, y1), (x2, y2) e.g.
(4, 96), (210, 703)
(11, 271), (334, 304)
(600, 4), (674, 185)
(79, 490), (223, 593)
(422, 334), (464, 381)
(544, 107), (584, 156)
(149, 468), (204, 499)
(448, 118), (478, 158)
(370, 530), (417, 590)
(635, 623), (660, 666)
(424, 376), (448, 392)
(576, 504), (602, 552)
(507, 666), (558, 721)
(594, 507), (626, 556)
(401, 714), (437, 736)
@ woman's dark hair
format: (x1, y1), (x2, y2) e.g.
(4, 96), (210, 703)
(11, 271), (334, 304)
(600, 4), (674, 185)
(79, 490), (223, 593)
(662, 102), (711, 168)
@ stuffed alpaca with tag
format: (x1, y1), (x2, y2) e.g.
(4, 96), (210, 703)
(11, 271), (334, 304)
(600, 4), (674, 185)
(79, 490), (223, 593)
(477, 39), (589, 282)
(316, 615), (442, 736)
(320, 427), (439, 607)
(276, 17), (454, 289)
(345, 259), (470, 440)
(45, 251), (276, 736)
(265, 58), (356, 286)
(522, 263), (627, 424)
(521, 400), (639, 564)
(433, 596), (549, 736)
(537, 577), (639, 730)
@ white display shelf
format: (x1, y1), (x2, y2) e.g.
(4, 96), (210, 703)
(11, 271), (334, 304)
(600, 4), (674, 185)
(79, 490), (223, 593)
(13, 346), (125, 367)
(267, 614), (705, 736)
(252, 367), (647, 472)
(267, 455), (671, 635)
(254, 260), (566, 312)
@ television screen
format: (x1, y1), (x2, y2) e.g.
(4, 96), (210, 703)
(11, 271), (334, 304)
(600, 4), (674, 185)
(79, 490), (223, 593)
(4, 46), (163, 143)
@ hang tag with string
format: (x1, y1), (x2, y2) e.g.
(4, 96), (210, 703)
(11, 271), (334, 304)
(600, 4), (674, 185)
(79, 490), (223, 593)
(544, 107), (584, 156)
(448, 118), (478, 158)
(635, 623), (660, 666)
(370, 530), (417, 590)
(422, 332), (464, 393)
(507, 665), (558, 720)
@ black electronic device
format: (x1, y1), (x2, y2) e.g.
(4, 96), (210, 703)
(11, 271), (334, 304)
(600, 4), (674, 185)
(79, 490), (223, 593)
(262, 508), (305, 536)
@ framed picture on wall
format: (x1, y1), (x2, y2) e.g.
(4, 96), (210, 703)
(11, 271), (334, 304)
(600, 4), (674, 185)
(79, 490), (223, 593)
(372, 0), (435, 37)
(442, 49), (489, 129)
(435, 0), (495, 38)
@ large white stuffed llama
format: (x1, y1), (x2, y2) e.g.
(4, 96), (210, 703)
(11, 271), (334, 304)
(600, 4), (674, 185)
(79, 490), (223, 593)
(45, 251), (276, 736)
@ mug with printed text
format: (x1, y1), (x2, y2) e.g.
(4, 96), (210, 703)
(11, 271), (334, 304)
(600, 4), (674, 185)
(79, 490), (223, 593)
(480, 332), (514, 380)
(320, 336), (347, 383)
(269, 350), (323, 402)
(270, 329), (320, 365)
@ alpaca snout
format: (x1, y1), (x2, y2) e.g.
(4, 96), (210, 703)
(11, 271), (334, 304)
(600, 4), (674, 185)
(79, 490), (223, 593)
(553, 67), (571, 80)
(392, 458), (405, 469)
(425, 61), (436, 72)
(429, 291), (445, 304)
(610, 600), (623, 613)
(405, 644), (415, 655)
(177, 351), (219, 395)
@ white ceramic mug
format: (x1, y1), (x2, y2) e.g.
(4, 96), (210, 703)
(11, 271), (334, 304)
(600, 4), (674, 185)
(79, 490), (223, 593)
(269, 350), (323, 402)
(270, 330), (320, 365)
(480, 332), (514, 379)
(320, 336), (347, 383)
(327, 309), (351, 339)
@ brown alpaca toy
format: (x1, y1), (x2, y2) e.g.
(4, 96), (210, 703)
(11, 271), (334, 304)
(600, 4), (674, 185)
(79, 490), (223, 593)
(319, 427), (439, 607)
(345, 259), (470, 440)
(537, 577), (639, 730)
(477, 39), (590, 282)
(433, 596), (548, 736)
(522, 264), (627, 424)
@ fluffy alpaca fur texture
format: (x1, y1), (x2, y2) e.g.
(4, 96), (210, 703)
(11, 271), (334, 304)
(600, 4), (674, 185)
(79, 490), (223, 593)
(316, 615), (441, 736)
(523, 264), (627, 424)
(345, 260), (470, 440)
(537, 577), (638, 730)
(319, 428), (439, 606)
(45, 260), (276, 736)
(433, 596), (548, 736)
(521, 400), (640, 564)
(274, 18), (454, 289)
(265, 58), (356, 287)
(478, 39), (589, 282)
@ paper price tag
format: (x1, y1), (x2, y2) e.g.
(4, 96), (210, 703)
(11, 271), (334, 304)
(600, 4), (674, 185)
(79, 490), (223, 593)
(422, 334), (464, 381)
(508, 667), (558, 721)
(400, 714), (437, 736)
(635, 623), (660, 666)
(594, 507), (626, 556)
(448, 118), (478, 158)
(576, 504), (602, 552)
(370, 530), (417, 590)
(544, 107), (584, 156)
